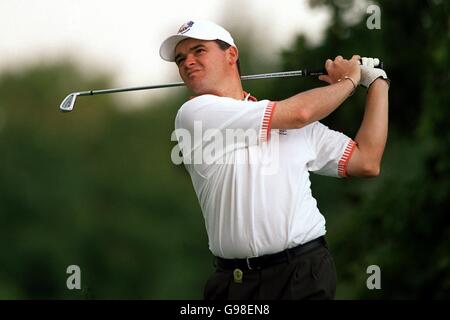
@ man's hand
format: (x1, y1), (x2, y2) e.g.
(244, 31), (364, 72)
(318, 55), (361, 85)
(360, 57), (390, 88)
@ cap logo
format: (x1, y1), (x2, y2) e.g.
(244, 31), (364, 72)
(178, 21), (194, 34)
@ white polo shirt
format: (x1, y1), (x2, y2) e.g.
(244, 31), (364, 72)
(174, 94), (356, 259)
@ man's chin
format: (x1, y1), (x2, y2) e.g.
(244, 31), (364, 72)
(187, 84), (211, 96)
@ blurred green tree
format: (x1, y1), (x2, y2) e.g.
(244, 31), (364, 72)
(0, 62), (210, 299)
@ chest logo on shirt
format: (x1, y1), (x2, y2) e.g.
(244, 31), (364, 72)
(279, 129), (288, 136)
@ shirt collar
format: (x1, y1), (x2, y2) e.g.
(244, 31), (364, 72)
(243, 91), (257, 102)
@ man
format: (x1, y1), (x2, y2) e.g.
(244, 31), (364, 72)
(160, 20), (389, 299)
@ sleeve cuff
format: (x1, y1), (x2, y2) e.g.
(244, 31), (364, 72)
(260, 102), (277, 143)
(338, 140), (357, 177)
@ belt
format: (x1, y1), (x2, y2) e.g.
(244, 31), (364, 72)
(216, 236), (326, 271)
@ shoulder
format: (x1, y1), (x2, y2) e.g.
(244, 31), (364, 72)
(178, 94), (261, 118)
(177, 94), (221, 120)
(181, 94), (230, 109)
(176, 95), (226, 128)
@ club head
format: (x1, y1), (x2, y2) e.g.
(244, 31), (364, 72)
(59, 93), (78, 112)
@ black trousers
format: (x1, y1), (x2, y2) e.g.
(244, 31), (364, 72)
(204, 244), (337, 300)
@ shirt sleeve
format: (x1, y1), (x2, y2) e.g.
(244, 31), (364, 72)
(175, 94), (276, 162)
(304, 121), (356, 178)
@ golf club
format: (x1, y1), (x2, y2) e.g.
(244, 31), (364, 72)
(60, 60), (383, 112)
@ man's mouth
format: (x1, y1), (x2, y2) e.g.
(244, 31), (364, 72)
(187, 69), (202, 78)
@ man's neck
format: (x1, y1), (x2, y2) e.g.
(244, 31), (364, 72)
(220, 85), (245, 100)
(217, 72), (244, 100)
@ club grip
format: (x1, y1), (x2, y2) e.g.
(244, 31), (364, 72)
(305, 59), (384, 76)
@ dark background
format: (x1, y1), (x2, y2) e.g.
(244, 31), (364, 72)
(0, 0), (448, 299)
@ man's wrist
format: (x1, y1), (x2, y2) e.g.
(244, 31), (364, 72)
(368, 77), (390, 90)
(338, 76), (357, 96)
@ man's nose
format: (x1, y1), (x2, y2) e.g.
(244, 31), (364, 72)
(184, 53), (196, 67)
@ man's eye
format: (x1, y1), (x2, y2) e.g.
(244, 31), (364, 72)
(176, 58), (185, 65)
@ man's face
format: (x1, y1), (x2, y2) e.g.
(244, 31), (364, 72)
(174, 38), (231, 95)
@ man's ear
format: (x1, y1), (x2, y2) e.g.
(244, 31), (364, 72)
(227, 46), (239, 65)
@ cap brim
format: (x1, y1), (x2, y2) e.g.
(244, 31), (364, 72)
(159, 33), (227, 62)
(159, 35), (191, 62)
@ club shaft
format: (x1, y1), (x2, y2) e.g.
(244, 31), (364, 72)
(61, 60), (383, 112)
(74, 58), (384, 97)
(76, 69), (325, 97)
(76, 81), (185, 97)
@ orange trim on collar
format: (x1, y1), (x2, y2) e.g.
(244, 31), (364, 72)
(243, 91), (258, 102)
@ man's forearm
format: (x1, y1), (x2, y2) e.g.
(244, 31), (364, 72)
(348, 79), (389, 176)
(271, 79), (355, 129)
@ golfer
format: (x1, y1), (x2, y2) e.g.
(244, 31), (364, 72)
(160, 20), (389, 300)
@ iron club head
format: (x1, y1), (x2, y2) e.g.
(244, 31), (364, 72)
(59, 93), (78, 112)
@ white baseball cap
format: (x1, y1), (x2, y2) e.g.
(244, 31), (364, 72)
(159, 20), (236, 62)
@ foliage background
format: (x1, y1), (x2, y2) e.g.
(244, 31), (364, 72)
(0, 0), (448, 299)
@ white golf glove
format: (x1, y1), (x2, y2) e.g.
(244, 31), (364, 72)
(360, 57), (390, 88)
